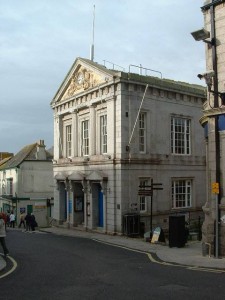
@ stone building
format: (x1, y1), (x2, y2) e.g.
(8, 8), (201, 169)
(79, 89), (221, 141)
(0, 140), (54, 227)
(194, 0), (225, 256)
(51, 57), (206, 235)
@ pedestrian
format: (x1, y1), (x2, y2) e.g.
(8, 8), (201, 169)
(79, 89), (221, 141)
(9, 211), (16, 228)
(0, 213), (9, 258)
(30, 213), (37, 231)
(6, 211), (10, 227)
(18, 212), (26, 228)
(25, 212), (31, 231)
(1, 212), (7, 230)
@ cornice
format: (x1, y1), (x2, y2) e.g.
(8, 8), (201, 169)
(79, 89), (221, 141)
(200, 107), (225, 125)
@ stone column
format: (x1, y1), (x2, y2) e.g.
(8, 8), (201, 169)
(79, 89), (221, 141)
(54, 114), (63, 159)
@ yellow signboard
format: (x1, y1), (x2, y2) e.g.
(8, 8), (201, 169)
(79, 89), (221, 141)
(212, 182), (219, 194)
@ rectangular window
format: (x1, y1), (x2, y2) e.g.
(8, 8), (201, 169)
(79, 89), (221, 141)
(81, 120), (89, 156)
(7, 178), (13, 196)
(172, 179), (192, 208)
(171, 117), (191, 155)
(100, 115), (107, 154)
(66, 125), (72, 157)
(139, 112), (146, 153)
(139, 179), (149, 212)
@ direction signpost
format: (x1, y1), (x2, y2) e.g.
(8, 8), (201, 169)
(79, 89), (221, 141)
(138, 179), (163, 238)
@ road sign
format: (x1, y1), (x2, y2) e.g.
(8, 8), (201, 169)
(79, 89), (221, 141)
(138, 190), (153, 196)
(212, 182), (219, 194)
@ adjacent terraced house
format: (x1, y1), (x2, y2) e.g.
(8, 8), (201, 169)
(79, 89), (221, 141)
(0, 140), (54, 226)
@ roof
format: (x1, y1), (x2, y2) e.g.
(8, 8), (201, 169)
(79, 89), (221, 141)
(0, 156), (13, 167)
(119, 72), (206, 97)
(0, 142), (53, 170)
(77, 57), (118, 77)
(51, 57), (118, 105)
(51, 57), (206, 106)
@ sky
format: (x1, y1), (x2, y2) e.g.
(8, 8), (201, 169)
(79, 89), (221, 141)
(1, 0), (206, 154)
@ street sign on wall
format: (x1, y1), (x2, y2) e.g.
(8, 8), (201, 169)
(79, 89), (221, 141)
(212, 182), (219, 194)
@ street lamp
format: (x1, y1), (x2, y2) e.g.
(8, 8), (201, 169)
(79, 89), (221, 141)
(191, 28), (214, 45)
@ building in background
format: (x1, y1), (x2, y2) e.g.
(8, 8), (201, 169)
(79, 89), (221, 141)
(192, 0), (225, 256)
(0, 140), (54, 227)
(0, 156), (14, 213)
(0, 152), (13, 161)
(51, 57), (206, 236)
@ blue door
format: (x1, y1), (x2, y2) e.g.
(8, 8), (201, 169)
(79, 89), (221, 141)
(98, 191), (103, 227)
(64, 189), (67, 220)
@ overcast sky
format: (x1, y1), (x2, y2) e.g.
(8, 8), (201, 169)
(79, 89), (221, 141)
(1, 0), (206, 154)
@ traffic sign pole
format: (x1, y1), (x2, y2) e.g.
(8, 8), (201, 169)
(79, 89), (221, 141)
(216, 194), (219, 258)
(138, 180), (163, 241)
(212, 182), (219, 258)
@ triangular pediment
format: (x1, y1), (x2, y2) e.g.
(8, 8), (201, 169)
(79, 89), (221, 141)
(51, 57), (117, 105)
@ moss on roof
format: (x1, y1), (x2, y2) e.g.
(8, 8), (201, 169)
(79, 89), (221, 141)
(0, 143), (53, 170)
(119, 72), (206, 97)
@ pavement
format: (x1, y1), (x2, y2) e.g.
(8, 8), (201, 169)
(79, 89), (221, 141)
(1, 226), (225, 273)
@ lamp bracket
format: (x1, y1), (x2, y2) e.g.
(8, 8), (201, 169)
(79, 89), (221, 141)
(203, 38), (215, 46)
(210, 90), (225, 105)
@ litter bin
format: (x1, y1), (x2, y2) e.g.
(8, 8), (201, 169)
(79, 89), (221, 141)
(169, 215), (186, 248)
(123, 214), (140, 237)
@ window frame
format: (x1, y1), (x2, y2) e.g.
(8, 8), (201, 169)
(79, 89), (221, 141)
(139, 112), (147, 153)
(171, 116), (191, 155)
(139, 178), (150, 213)
(6, 178), (13, 196)
(65, 125), (72, 158)
(100, 114), (107, 154)
(81, 119), (89, 156)
(171, 179), (192, 209)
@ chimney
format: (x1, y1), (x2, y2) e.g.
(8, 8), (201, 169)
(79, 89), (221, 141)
(39, 140), (45, 146)
(36, 140), (46, 160)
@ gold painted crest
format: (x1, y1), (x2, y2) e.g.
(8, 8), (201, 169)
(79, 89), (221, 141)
(63, 67), (105, 99)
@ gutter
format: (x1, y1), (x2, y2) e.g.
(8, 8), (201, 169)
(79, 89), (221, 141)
(201, 0), (225, 11)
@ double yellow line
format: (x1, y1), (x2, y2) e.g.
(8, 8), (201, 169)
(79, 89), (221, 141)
(93, 239), (225, 274)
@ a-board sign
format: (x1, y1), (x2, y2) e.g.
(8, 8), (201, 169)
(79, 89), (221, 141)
(151, 227), (165, 243)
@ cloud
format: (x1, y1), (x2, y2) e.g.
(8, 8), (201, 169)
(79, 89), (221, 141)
(0, 0), (205, 153)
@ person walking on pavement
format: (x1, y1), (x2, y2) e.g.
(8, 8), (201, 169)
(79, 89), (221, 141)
(0, 213), (9, 258)
(30, 213), (37, 231)
(1, 212), (7, 230)
(25, 212), (32, 231)
(6, 211), (10, 227)
(18, 212), (26, 228)
(9, 211), (16, 228)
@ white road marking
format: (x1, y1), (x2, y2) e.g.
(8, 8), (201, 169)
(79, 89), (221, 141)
(0, 255), (17, 279)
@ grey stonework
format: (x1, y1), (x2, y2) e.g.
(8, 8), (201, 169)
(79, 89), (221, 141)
(51, 57), (206, 236)
(199, 1), (225, 256)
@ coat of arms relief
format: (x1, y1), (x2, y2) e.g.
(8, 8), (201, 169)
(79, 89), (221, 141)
(63, 67), (104, 100)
